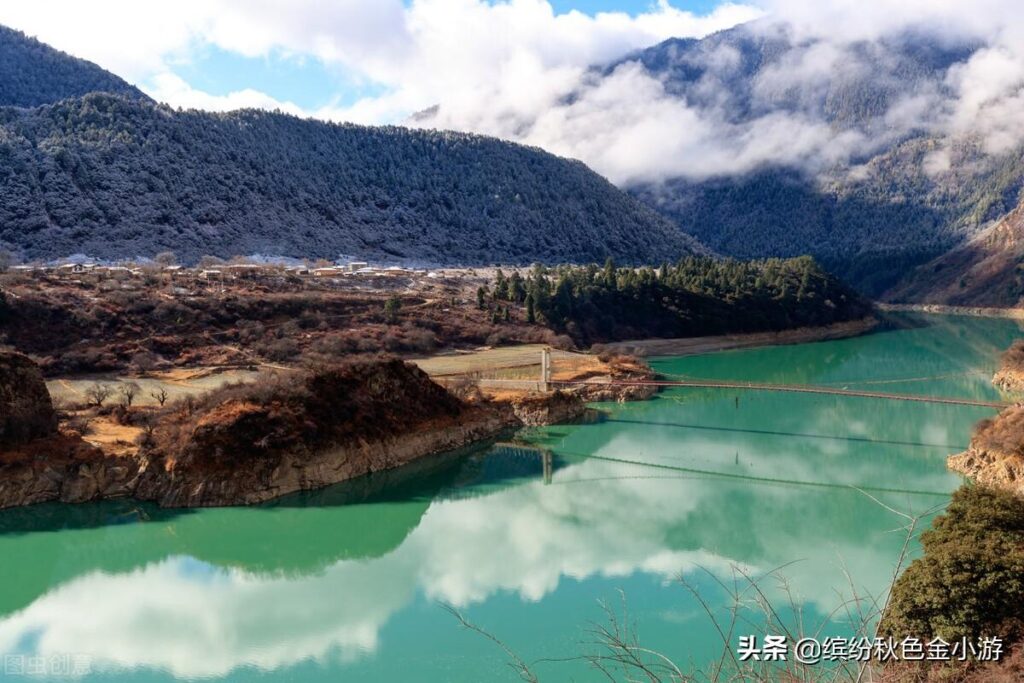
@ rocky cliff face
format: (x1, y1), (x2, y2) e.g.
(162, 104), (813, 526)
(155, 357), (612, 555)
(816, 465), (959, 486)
(0, 351), (57, 447)
(0, 351), (124, 508)
(948, 407), (1024, 496)
(992, 369), (1024, 393)
(132, 405), (515, 507)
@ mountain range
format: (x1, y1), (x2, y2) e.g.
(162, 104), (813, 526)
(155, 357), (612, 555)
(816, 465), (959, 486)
(2, 20), (1024, 305)
(607, 22), (1024, 297)
(0, 26), (699, 266)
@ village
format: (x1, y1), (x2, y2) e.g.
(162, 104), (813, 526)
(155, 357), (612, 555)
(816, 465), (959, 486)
(5, 257), (473, 287)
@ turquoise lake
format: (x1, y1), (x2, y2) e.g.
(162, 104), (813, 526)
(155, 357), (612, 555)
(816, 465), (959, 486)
(0, 313), (1020, 681)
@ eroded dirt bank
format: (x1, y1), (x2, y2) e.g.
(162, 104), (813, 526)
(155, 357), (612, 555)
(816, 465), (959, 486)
(0, 354), (600, 509)
(593, 316), (878, 357)
(877, 302), (1024, 319)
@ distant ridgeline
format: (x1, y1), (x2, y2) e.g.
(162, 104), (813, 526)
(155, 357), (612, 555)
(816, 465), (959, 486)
(599, 25), (1024, 297)
(0, 92), (702, 265)
(0, 25), (146, 107)
(0, 23), (702, 266)
(486, 256), (871, 344)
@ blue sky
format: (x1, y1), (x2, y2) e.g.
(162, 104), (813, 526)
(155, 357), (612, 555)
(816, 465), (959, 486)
(163, 0), (733, 112)
(549, 0), (722, 14)
(0, 0), (762, 127)
(171, 46), (385, 111)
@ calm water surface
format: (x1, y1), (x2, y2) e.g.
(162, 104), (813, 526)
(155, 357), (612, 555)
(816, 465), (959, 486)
(0, 314), (1020, 681)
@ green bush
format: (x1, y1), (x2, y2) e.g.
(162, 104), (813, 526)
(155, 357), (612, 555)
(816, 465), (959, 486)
(881, 485), (1024, 643)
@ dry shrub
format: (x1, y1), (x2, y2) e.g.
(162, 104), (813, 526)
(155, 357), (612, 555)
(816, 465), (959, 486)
(64, 414), (92, 436)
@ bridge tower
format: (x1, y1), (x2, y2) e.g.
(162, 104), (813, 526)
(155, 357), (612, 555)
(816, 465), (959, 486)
(540, 348), (551, 392)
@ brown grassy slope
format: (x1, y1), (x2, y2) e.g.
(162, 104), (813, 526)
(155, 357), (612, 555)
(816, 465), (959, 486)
(884, 200), (1024, 307)
(0, 274), (556, 375)
(150, 359), (469, 469)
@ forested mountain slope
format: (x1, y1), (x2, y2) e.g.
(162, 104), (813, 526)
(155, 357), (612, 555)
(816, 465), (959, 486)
(635, 144), (1024, 295)
(883, 197), (1024, 307)
(0, 25), (146, 107)
(614, 23), (1024, 296)
(0, 94), (702, 264)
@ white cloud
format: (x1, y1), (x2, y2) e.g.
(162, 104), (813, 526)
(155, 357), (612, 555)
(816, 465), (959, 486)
(4, 1), (1024, 184)
(146, 73), (307, 115)
(0, 417), (941, 678)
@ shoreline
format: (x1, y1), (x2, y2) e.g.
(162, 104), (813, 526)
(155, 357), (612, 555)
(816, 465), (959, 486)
(0, 315), (880, 511)
(0, 384), (592, 511)
(592, 316), (879, 358)
(878, 302), (1024, 320)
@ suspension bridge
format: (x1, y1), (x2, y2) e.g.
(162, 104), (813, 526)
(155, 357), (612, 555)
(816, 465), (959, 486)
(464, 348), (1012, 409)
(547, 377), (1010, 409)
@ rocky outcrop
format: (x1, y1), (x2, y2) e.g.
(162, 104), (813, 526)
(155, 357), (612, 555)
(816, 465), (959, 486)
(0, 352), (126, 508)
(0, 436), (132, 508)
(0, 351), (57, 448)
(948, 406), (1024, 496)
(509, 392), (586, 427)
(948, 448), (1024, 496)
(993, 369), (1024, 393)
(0, 360), (601, 509)
(993, 340), (1024, 393)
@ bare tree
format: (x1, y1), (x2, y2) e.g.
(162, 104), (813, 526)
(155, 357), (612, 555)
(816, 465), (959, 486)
(84, 383), (113, 407)
(130, 351), (158, 375)
(150, 387), (169, 407)
(118, 382), (141, 408)
(440, 603), (538, 683)
(135, 412), (157, 448)
(154, 251), (177, 267)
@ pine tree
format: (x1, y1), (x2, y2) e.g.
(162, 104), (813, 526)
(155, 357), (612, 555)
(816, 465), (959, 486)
(383, 295), (401, 322)
(509, 272), (526, 302)
(494, 269), (509, 300)
(602, 257), (616, 287)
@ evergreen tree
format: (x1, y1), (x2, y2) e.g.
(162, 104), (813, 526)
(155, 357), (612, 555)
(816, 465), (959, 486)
(383, 296), (402, 323)
(494, 269), (508, 300)
(509, 272), (526, 302)
(490, 255), (868, 344)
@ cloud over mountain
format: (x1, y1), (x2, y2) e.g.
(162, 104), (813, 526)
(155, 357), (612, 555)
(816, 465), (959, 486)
(417, 1), (1024, 185)
(5, 1), (1024, 296)
(0, 1), (763, 127)
(8, 0), (1021, 188)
